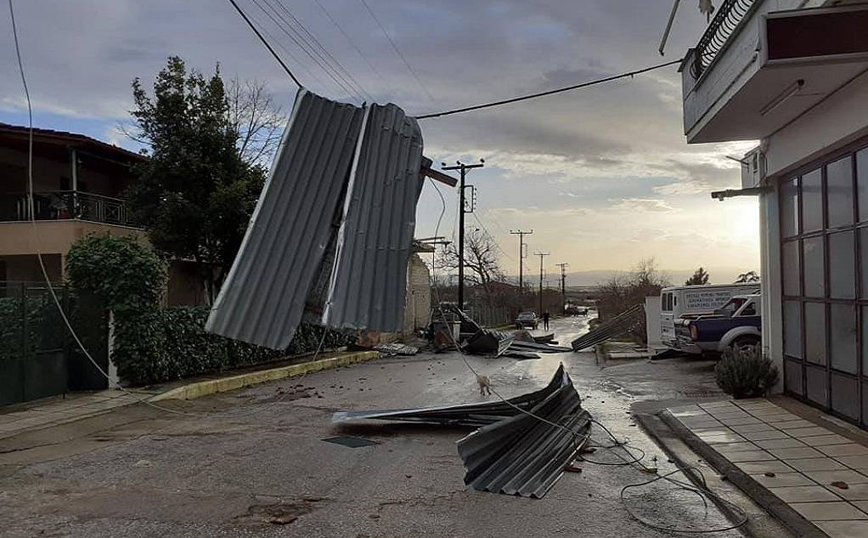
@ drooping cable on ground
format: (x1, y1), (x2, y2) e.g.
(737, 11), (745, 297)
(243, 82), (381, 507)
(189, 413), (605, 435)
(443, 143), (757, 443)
(357, 0), (436, 103)
(226, 0), (302, 86)
(415, 59), (683, 119)
(427, 178), (747, 533)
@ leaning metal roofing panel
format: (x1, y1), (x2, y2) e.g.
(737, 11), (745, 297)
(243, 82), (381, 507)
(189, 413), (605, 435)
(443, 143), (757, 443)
(570, 303), (645, 351)
(323, 103), (424, 332)
(456, 366), (591, 498)
(206, 89), (364, 349)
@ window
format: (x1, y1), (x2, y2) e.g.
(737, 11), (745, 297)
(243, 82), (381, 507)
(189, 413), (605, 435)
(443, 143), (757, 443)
(781, 178), (799, 237)
(779, 140), (868, 427)
(803, 237), (825, 298)
(802, 168), (823, 232)
(827, 156), (854, 228)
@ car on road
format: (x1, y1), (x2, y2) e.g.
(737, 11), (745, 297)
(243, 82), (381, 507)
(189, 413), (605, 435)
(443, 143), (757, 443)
(515, 311), (539, 330)
(674, 293), (761, 355)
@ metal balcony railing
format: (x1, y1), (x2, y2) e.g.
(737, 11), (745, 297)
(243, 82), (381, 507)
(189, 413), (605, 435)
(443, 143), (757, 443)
(691, 0), (757, 79)
(0, 191), (133, 226)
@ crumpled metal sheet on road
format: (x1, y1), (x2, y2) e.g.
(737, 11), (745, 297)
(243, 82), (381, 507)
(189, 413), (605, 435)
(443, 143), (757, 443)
(323, 104), (424, 332)
(457, 365), (591, 498)
(206, 90), (363, 349)
(333, 364), (591, 498)
(332, 364), (572, 428)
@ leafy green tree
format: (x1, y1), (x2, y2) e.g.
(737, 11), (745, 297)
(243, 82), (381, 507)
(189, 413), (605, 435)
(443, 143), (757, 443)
(685, 267), (710, 286)
(66, 233), (168, 315)
(125, 56), (268, 302)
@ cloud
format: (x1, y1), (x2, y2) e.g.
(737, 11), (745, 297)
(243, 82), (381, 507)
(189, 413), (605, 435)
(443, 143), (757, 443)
(609, 198), (676, 213)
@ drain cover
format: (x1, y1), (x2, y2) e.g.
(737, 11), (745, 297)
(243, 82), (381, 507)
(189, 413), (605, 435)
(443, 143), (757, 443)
(322, 436), (380, 448)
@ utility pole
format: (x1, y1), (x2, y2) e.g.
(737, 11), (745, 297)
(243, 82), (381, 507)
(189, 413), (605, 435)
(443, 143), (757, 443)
(442, 159), (484, 310)
(535, 252), (550, 316)
(555, 262), (570, 312)
(510, 229), (533, 294)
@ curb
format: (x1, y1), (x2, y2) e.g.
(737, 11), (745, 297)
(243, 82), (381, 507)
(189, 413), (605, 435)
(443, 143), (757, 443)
(149, 350), (380, 402)
(658, 410), (827, 538)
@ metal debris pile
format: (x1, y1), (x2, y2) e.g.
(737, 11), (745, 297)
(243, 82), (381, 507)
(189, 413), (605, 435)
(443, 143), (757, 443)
(333, 364), (591, 498)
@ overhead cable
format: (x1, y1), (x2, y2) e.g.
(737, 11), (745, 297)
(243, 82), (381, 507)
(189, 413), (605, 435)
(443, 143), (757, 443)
(415, 59), (683, 120)
(357, 0), (436, 103)
(226, 0), (302, 86)
(268, 0), (372, 102)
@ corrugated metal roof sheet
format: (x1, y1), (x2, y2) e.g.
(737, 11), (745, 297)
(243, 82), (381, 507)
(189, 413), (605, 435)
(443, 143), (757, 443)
(456, 365), (591, 498)
(570, 304), (645, 351)
(322, 103), (424, 331)
(332, 364), (571, 428)
(206, 89), (364, 349)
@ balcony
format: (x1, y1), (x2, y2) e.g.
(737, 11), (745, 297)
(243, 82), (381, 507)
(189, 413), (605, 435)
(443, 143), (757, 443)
(0, 191), (134, 227)
(682, 2), (868, 144)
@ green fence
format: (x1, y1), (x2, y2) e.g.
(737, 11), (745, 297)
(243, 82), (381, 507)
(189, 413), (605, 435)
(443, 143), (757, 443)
(0, 283), (108, 406)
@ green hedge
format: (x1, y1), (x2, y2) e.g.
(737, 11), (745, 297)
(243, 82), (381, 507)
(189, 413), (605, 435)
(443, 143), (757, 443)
(112, 306), (355, 385)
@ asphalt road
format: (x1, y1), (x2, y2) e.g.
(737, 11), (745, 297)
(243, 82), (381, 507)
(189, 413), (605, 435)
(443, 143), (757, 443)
(0, 317), (749, 538)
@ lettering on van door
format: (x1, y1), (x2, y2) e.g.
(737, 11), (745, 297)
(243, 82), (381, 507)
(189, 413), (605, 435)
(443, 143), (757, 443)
(684, 290), (734, 310)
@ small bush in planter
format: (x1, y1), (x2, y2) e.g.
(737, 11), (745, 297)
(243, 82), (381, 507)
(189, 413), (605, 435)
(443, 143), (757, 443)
(715, 344), (779, 399)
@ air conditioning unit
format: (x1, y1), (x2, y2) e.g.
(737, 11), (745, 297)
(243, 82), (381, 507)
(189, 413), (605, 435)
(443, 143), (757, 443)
(741, 147), (763, 189)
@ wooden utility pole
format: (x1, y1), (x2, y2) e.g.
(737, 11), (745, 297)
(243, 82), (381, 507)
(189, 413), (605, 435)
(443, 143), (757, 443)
(442, 160), (484, 310)
(535, 252), (550, 315)
(510, 229), (533, 294)
(555, 262), (570, 311)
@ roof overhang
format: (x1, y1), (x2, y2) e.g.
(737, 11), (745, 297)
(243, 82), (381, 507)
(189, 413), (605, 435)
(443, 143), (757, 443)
(689, 5), (868, 143)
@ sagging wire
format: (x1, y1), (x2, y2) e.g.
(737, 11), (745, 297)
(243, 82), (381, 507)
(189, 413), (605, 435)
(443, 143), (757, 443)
(427, 177), (746, 532)
(427, 177), (593, 449)
(8, 0), (329, 422)
(585, 418), (749, 533)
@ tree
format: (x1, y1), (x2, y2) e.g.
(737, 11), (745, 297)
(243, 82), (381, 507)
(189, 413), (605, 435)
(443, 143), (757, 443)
(227, 77), (284, 167)
(125, 56), (276, 303)
(685, 267), (710, 286)
(596, 258), (671, 342)
(437, 229), (510, 312)
(735, 271), (760, 283)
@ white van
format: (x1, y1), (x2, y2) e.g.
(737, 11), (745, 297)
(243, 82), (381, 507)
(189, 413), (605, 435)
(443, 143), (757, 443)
(660, 283), (761, 348)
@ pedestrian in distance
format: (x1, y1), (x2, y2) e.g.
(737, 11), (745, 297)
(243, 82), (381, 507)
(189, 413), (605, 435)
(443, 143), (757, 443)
(543, 311), (550, 331)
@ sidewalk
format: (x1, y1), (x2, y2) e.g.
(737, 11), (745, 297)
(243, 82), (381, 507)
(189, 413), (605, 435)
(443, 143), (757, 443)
(664, 398), (868, 538)
(0, 349), (378, 441)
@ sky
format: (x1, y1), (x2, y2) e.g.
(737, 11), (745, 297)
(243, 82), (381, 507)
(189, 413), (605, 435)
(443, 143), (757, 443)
(0, 0), (761, 285)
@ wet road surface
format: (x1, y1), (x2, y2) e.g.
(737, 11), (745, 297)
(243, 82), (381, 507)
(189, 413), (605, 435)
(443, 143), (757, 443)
(0, 317), (755, 537)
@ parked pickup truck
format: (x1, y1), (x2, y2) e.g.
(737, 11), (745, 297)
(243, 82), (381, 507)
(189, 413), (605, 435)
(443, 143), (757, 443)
(674, 294), (761, 355)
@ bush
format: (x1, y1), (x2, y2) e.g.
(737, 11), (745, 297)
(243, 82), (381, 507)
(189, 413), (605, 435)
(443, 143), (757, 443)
(112, 306), (355, 385)
(66, 233), (168, 314)
(715, 345), (779, 399)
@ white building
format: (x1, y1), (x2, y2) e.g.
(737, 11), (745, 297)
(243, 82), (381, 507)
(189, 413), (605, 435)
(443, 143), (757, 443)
(680, 0), (868, 426)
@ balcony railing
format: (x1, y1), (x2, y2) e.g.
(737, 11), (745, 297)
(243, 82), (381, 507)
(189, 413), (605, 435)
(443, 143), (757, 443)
(0, 191), (133, 226)
(691, 0), (757, 79)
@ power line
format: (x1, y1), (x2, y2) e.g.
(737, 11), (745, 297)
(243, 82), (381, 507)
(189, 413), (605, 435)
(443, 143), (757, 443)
(415, 59), (683, 120)
(268, 0), (373, 101)
(252, 0), (364, 101)
(312, 0), (388, 87)
(226, 0), (302, 86)
(357, 0), (436, 103)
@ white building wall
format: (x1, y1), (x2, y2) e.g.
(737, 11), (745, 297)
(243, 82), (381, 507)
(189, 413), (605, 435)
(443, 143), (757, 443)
(759, 186), (784, 392)
(764, 70), (868, 180)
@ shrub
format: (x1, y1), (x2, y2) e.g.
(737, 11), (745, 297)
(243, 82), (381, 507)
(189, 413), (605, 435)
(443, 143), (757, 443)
(66, 233), (168, 314)
(715, 345), (779, 399)
(112, 306), (355, 385)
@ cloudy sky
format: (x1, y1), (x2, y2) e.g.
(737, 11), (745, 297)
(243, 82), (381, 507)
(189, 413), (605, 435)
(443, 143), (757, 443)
(0, 0), (760, 284)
